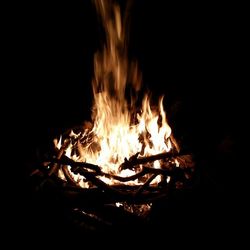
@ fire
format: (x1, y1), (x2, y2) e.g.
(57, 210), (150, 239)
(54, 0), (179, 186)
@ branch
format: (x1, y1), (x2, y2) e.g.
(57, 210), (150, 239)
(135, 173), (158, 195)
(119, 151), (181, 170)
(48, 139), (70, 176)
(52, 155), (101, 172)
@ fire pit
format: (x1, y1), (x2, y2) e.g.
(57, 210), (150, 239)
(31, 0), (195, 230)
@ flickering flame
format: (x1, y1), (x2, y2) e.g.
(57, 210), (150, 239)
(55, 0), (179, 186)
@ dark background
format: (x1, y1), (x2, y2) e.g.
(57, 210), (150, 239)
(12, 0), (245, 245)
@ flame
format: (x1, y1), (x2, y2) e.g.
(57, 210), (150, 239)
(55, 0), (178, 186)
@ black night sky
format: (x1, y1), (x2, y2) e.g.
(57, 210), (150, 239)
(12, 0), (245, 245)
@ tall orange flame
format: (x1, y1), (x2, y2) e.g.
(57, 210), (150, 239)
(55, 0), (179, 186)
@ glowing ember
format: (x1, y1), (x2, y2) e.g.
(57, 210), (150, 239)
(54, 0), (180, 187)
